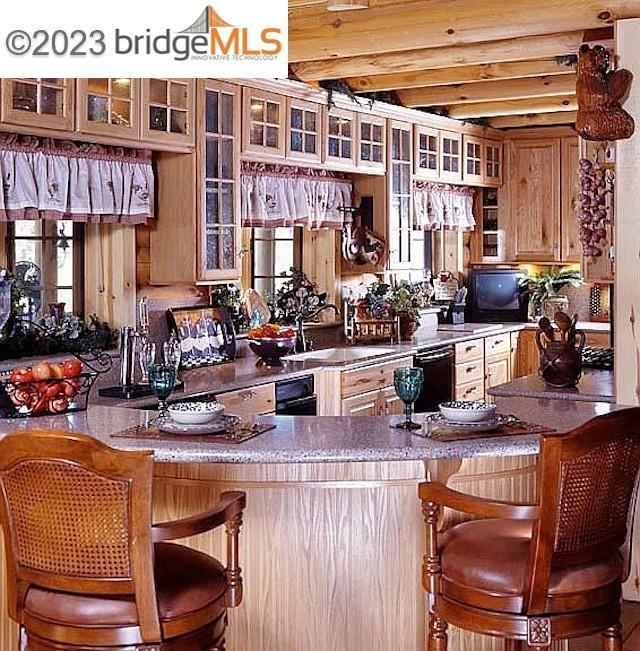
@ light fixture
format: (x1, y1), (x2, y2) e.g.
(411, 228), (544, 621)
(327, 0), (369, 10)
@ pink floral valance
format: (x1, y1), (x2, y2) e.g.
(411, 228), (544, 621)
(241, 162), (352, 230)
(413, 181), (476, 232)
(0, 133), (154, 224)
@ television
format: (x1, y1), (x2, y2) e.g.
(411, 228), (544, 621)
(466, 269), (529, 323)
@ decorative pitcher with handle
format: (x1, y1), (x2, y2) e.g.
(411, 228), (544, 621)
(536, 317), (586, 388)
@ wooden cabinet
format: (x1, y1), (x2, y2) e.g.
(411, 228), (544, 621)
(516, 329), (540, 378)
(286, 97), (322, 164)
(341, 386), (404, 416)
(508, 138), (561, 262)
(380, 386), (405, 416)
(510, 331), (520, 380)
(462, 135), (484, 184)
(324, 107), (356, 169)
(141, 78), (195, 146)
(216, 383), (276, 418)
(357, 113), (386, 173)
(454, 338), (486, 401)
(242, 87), (286, 159)
(76, 78), (140, 139)
(484, 141), (502, 186)
(1, 78), (74, 131)
(341, 357), (412, 399)
(414, 125), (439, 180)
(439, 130), (462, 183)
(485, 333), (512, 395)
(561, 137), (582, 263)
(455, 339), (484, 365)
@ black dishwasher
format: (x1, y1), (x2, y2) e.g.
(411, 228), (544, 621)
(413, 345), (454, 413)
(275, 375), (317, 415)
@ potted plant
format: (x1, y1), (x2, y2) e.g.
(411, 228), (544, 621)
(388, 281), (422, 341)
(518, 268), (582, 319)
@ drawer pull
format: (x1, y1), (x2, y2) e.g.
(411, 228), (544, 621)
(492, 339), (504, 346)
(240, 390), (255, 401)
(466, 366), (474, 373)
(465, 345), (475, 352)
(464, 387), (475, 396)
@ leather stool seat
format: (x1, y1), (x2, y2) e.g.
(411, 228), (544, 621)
(439, 519), (623, 614)
(24, 543), (227, 636)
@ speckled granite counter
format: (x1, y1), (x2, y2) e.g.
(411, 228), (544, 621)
(488, 368), (615, 403)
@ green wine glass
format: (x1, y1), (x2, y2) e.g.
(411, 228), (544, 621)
(149, 363), (177, 419)
(393, 367), (424, 430)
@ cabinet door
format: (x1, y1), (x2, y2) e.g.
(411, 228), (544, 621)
(286, 98), (322, 164)
(462, 135), (484, 184)
(509, 138), (561, 262)
(414, 125), (439, 180)
(142, 78), (195, 146)
(379, 386), (404, 416)
(198, 80), (241, 281)
(517, 329), (539, 378)
(357, 113), (386, 172)
(77, 78), (140, 139)
(485, 355), (510, 390)
(561, 137), (581, 263)
(510, 331), (520, 380)
(484, 141), (503, 187)
(216, 383), (276, 418)
(1, 78), (74, 131)
(324, 107), (357, 169)
(242, 88), (286, 159)
(341, 390), (381, 416)
(439, 130), (462, 183)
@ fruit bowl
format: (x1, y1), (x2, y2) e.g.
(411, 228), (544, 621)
(247, 324), (296, 367)
(439, 400), (497, 424)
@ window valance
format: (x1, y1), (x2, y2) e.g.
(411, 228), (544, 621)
(0, 134), (154, 225)
(241, 163), (352, 230)
(413, 181), (476, 232)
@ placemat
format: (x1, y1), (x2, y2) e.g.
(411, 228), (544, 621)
(421, 414), (555, 442)
(111, 420), (276, 444)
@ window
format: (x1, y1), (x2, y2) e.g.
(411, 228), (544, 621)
(251, 227), (302, 299)
(6, 221), (84, 319)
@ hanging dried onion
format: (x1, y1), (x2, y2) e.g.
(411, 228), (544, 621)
(576, 158), (613, 259)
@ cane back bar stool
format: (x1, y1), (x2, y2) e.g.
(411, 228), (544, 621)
(0, 429), (246, 651)
(419, 408), (640, 651)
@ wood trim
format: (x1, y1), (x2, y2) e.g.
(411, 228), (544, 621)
(489, 111), (578, 129)
(448, 96), (577, 119)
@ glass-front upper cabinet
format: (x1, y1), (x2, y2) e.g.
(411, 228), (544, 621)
(484, 140), (502, 186)
(414, 125), (439, 180)
(0, 78), (74, 131)
(76, 78), (140, 139)
(286, 98), (322, 164)
(242, 88), (286, 159)
(141, 78), (195, 146)
(199, 80), (241, 281)
(463, 135), (484, 184)
(324, 107), (356, 169)
(440, 130), (462, 183)
(357, 113), (386, 172)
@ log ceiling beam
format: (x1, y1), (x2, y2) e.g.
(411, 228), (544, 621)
(447, 95), (578, 119)
(488, 111), (578, 128)
(397, 74), (577, 107)
(346, 59), (575, 93)
(290, 28), (613, 81)
(288, 0), (632, 62)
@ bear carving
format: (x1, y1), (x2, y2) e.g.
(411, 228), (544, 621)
(576, 43), (635, 141)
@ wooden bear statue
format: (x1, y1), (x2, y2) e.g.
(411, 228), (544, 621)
(576, 43), (635, 141)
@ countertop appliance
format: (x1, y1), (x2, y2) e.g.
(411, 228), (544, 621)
(413, 345), (454, 413)
(466, 269), (528, 323)
(275, 375), (317, 415)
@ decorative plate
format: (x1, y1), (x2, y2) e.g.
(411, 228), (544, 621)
(158, 414), (242, 436)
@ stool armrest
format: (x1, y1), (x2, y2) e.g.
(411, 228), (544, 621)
(152, 491), (246, 542)
(419, 482), (539, 520)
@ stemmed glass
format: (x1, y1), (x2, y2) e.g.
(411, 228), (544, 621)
(393, 367), (424, 430)
(148, 363), (176, 420)
(139, 340), (157, 385)
(163, 337), (182, 375)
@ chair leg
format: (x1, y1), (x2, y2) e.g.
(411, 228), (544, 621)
(602, 623), (623, 650)
(505, 641), (525, 651)
(428, 614), (448, 651)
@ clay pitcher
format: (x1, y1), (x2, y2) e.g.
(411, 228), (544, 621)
(536, 329), (586, 388)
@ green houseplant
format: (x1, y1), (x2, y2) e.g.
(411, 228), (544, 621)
(518, 268), (582, 319)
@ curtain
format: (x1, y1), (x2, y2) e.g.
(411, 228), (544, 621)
(241, 163), (352, 230)
(0, 134), (154, 224)
(413, 181), (475, 231)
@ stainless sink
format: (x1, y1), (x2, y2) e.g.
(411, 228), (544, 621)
(287, 346), (396, 364)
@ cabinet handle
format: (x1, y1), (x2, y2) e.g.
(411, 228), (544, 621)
(240, 390), (255, 401)
(465, 345), (475, 352)
(466, 366), (474, 373)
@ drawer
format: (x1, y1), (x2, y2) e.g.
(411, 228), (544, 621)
(216, 383), (275, 417)
(341, 357), (412, 399)
(455, 360), (484, 385)
(455, 339), (484, 364)
(485, 333), (510, 358)
(455, 379), (485, 402)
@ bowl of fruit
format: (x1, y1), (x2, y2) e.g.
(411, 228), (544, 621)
(0, 358), (88, 417)
(247, 324), (296, 367)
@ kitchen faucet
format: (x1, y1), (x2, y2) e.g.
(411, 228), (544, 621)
(295, 304), (340, 353)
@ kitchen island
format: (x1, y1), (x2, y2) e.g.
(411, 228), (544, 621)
(0, 398), (618, 651)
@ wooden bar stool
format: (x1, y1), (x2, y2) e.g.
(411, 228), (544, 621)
(0, 429), (246, 651)
(419, 408), (640, 651)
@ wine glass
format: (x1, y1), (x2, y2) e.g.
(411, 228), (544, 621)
(393, 367), (424, 430)
(148, 363), (176, 419)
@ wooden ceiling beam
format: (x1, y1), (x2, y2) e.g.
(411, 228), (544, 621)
(447, 95), (578, 119)
(346, 59), (576, 93)
(488, 111), (578, 128)
(397, 74), (577, 107)
(290, 28), (612, 81)
(288, 0), (631, 62)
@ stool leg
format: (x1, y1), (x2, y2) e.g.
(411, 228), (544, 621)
(505, 641), (525, 650)
(428, 614), (448, 651)
(602, 623), (623, 650)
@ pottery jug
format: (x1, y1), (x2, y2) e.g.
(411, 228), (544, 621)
(536, 329), (586, 388)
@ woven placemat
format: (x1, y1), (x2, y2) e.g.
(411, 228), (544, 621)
(422, 414), (555, 442)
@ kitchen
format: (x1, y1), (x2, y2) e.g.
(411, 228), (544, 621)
(0, 3), (640, 651)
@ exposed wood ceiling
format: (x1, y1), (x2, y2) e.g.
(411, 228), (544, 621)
(287, 0), (637, 128)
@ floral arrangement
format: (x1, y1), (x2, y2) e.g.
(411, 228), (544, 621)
(273, 267), (327, 325)
(359, 280), (424, 323)
(518, 268), (582, 316)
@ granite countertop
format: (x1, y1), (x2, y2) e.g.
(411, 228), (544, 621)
(0, 398), (622, 464)
(523, 320), (611, 333)
(488, 368), (615, 403)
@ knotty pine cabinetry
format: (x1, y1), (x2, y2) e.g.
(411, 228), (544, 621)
(141, 78), (195, 147)
(215, 383), (276, 418)
(357, 112), (386, 173)
(1, 78), (74, 131)
(286, 97), (323, 165)
(242, 87), (286, 159)
(324, 106), (357, 169)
